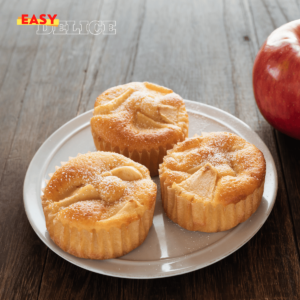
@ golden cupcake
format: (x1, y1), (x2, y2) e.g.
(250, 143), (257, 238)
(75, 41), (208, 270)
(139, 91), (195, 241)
(159, 132), (266, 232)
(42, 152), (157, 259)
(90, 82), (189, 176)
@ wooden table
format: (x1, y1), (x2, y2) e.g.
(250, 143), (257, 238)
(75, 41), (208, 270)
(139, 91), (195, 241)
(1, 0), (300, 299)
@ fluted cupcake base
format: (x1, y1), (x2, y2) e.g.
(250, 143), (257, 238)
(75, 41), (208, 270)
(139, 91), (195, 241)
(42, 196), (155, 259)
(92, 136), (176, 177)
(160, 176), (264, 232)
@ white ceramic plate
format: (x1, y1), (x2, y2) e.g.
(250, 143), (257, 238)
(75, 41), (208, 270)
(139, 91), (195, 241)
(23, 100), (277, 279)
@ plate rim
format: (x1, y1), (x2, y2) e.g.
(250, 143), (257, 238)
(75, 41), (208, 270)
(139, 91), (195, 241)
(23, 100), (278, 279)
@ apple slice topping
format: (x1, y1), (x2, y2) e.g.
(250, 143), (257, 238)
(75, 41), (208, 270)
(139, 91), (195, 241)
(187, 165), (202, 174)
(53, 184), (100, 209)
(187, 163), (235, 178)
(102, 166), (143, 181)
(144, 82), (173, 94)
(94, 88), (134, 115)
(158, 104), (178, 124)
(178, 163), (217, 200)
(135, 112), (168, 129)
(98, 176), (127, 202)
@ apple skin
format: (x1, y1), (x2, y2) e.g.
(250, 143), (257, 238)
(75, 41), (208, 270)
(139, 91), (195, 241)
(253, 20), (300, 140)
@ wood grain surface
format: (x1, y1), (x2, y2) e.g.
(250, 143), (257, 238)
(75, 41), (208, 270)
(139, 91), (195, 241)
(0, 0), (300, 299)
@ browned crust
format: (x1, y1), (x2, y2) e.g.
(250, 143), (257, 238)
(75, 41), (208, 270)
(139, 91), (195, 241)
(90, 82), (189, 175)
(159, 132), (266, 232)
(160, 132), (266, 205)
(42, 152), (157, 259)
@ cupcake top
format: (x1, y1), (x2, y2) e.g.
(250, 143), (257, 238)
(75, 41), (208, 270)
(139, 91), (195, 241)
(159, 132), (266, 206)
(91, 82), (188, 152)
(42, 152), (157, 231)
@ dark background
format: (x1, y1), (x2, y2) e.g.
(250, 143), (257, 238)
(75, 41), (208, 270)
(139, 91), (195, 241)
(1, 0), (300, 299)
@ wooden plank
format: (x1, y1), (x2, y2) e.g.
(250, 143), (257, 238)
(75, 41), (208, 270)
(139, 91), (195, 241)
(0, 2), (53, 299)
(0, 0), (27, 90)
(0, 0), (47, 184)
(0, 0), (102, 299)
(36, 0), (300, 300)
(77, 0), (146, 113)
(276, 133), (300, 255)
(0, 0), (50, 297)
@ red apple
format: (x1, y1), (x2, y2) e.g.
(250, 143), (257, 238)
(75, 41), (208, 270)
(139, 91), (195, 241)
(253, 20), (300, 140)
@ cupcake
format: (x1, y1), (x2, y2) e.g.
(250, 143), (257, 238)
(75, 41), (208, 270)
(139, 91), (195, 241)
(42, 152), (157, 259)
(159, 132), (266, 232)
(90, 82), (189, 176)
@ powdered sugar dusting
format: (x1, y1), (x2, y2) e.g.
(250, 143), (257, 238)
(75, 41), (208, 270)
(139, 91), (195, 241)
(43, 152), (156, 223)
(161, 132), (266, 203)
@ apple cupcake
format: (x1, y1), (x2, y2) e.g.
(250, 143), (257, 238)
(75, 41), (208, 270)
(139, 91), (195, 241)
(159, 132), (266, 232)
(42, 152), (157, 259)
(90, 82), (189, 176)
